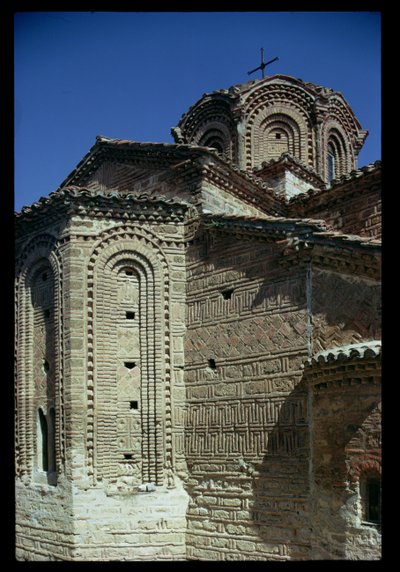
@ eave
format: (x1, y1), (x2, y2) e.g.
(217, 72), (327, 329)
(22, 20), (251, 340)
(201, 213), (381, 281)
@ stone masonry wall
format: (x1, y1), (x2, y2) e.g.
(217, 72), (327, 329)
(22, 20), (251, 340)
(15, 224), (74, 560)
(201, 181), (269, 217)
(184, 229), (312, 560)
(290, 185), (381, 239)
(15, 213), (190, 561)
(15, 477), (74, 560)
(66, 215), (189, 560)
(306, 358), (381, 560)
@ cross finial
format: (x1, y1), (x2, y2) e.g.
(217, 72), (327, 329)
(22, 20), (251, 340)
(247, 48), (279, 79)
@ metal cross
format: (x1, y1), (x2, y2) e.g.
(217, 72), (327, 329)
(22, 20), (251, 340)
(247, 48), (279, 79)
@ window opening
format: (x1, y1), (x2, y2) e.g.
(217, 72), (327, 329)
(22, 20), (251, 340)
(124, 454), (133, 460)
(361, 475), (381, 526)
(125, 269), (134, 276)
(43, 359), (50, 374)
(221, 289), (234, 300)
(44, 309), (50, 319)
(130, 401), (139, 410)
(126, 311), (135, 320)
(327, 143), (336, 182)
(208, 358), (217, 370)
(124, 361), (136, 369)
(48, 407), (56, 473)
(38, 409), (48, 472)
(275, 133), (281, 139)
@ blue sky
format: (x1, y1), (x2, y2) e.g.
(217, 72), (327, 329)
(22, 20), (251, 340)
(14, 11), (381, 212)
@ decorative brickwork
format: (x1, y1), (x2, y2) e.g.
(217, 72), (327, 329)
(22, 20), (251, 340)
(312, 269), (381, 352)
(288, 162), (381, 239)
(87, 226), (171, 485)
(15, 234), (66, 481)
(15, 72), (380, 561)
(184, 228), (311, 560)
(305, 344), (381, 559)
(173, 75), (367, 182)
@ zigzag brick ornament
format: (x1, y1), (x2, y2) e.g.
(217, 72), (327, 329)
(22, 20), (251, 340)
(15, 73), (381, 561)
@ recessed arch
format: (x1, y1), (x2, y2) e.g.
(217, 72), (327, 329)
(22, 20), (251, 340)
(247, 106), (310, 169)
(195, 120), (235, 161)
(15, 239), (64, 483)
(86, 225), (173, 487)
(323, 121), (355, 181)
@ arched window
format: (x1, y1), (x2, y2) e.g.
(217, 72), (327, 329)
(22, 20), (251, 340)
(199, 128), (228, 156)
(37, 407), (57, 483)
(327, 143), (336, 182)
(203, 137), (224, 154)
(326, 128), (348, 182)
(360, 473), (381, 526)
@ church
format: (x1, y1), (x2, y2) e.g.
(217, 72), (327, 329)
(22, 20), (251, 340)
(15, 71), (381, 560)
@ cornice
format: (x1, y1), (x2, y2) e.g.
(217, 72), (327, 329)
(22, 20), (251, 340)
(287, 161), (381, 213)
(15, 186), (190, 240)
(201, 213), (381, 280)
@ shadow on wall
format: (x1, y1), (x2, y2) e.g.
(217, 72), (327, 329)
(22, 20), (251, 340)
(194, 227), (381, 346)
(247, 373), (312, 560)
(245, 363), (381, 560)
(311, 270), (381, 348)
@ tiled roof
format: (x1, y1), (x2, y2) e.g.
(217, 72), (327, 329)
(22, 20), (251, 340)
(202, 213), (381, 250)
(202, 212), (328, 235)
(253, 153), (325, 188)
(288, 161), (381, 206)
(94, 135), (211, 153)
(56, 135), (278, 200)
(15, 185), (190, 218)
(200, 74), (338, 100)
(306, 341), (381, 367)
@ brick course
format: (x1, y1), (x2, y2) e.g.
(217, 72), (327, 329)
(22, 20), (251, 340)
(15, 73), (381, 561)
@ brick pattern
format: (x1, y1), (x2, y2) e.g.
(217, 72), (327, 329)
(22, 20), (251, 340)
(293, 187), (381, 239)
(15, 232), (71, 560)
(15, 233), (66, 480)
(174, 76), (366, 184)
(15, 218), (190, 561)
(184, 231), (311, 560)
(312, 269), (381, 352)
(305, 358), (381, 560)
(15, 73), (380, 561)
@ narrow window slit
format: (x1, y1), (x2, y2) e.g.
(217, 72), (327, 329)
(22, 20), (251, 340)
(38, 409), (48, 471)
(221, 289), (234, 300)
(208, 358), (217, 370)
(361, 474), (381, 526)
(124, 454), (133, 460)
